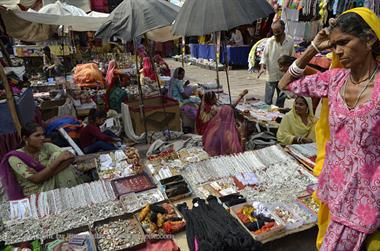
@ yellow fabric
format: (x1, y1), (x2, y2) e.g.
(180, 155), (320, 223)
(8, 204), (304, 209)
(343, 8), (380, 48)
(199, 36), (206, 44)
(314, 7), (380, 250)
(248, 38), (266, 69)
(277, 97), (316, 145)
(365, 231), (380, 251)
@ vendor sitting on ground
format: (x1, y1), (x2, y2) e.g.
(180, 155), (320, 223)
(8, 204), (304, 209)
(0, 123), (84, 200)
(278, 55), (320, 112)
(196, 89), (248, 135)
(277, 96), (317, 145)
(202, 106), (247, 157)
(167, 67), (201, 127)
(167, 67), (199, 104)
(79, 109), (118, 154)
(153, 54), (171, 77)
(42, 46), (64, 78)
(105, 60), (128, 113)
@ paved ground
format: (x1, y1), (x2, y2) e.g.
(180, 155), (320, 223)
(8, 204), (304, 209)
(166, 58), (295, 109)
(167, 58), (267, 99)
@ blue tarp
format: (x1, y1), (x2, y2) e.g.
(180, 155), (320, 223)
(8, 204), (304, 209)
(189, 43), (250, 66)
(0, 88), (36, 135)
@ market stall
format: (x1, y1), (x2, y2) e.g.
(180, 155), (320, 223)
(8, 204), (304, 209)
(0, 143), (320, 250)
(219, 93), (283, 133)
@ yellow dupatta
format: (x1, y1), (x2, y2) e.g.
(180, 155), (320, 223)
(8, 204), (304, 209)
(314, 7), (380, 250)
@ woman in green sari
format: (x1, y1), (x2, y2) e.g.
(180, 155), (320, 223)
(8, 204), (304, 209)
(3, 123), (83, 199)
(105, 60), (128, 113)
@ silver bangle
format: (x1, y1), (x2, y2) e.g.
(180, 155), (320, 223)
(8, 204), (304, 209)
(288, 61), (305, 78)
(311, 41), (321, 54)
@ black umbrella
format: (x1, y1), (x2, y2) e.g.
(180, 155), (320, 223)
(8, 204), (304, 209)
(172, 0), (274, 104)
(95, 0), (179, 42)
(95, 0), (180, 143)
(172, 0), (273, 36)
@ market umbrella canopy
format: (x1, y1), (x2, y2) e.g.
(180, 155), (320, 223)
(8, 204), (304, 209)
(172, 0), (274, 36)
(95, 0), (180, 42)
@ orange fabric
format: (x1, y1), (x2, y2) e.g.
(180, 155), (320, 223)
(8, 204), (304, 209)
(74, 63), (104, 86)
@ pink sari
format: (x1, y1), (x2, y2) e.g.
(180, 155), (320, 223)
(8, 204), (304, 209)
(202, 106), (242, 157)
(143, 57), (157, 81)
(105, 60), (117, 110)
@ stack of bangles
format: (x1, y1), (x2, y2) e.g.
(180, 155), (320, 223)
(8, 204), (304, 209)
(288, 61), (305, 78)
(296, 137), (304, 144)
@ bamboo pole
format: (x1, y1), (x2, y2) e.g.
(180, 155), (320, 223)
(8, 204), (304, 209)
(0, 64), (21, 135)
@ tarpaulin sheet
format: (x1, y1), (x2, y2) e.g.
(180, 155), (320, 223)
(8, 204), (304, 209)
(0, 88), (36, 134)
(0, 8), (54, 42)
(13, 1), (109, 31)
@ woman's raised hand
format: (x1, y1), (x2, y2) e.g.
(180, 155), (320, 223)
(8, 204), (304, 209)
(312, 28), (331, 51)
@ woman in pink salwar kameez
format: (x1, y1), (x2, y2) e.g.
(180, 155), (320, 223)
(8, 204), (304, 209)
(279, 8), (380, 251)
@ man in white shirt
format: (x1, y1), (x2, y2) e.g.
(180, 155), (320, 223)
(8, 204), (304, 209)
(229, 29), (244, 46)
(258, 20), (294, 107)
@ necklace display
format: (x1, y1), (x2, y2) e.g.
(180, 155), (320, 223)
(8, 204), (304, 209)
(344, 66), (378, 109)
(0, 200), (125, 245)
(1, 180), (116, 223)
(183, 145), (317, 218)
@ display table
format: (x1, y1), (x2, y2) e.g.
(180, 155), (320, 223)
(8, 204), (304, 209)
(219, 94), (282, 132)
(189, 43), (250, 66)
(1, 146), (319, 250)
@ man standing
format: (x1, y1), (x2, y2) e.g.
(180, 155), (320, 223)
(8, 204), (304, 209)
(258, 20), (294, 107)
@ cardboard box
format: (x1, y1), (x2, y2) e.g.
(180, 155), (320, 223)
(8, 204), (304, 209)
(127, 96), (181, 135)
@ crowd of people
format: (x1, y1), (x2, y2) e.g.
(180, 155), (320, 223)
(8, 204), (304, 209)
(1, 5), (380, 251)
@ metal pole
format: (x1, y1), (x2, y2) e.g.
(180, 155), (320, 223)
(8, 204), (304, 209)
(181, 36), (185, 68)
(214, 32), (220, 90)
(223, 37), (232, 104)
(144, 35), (171, 140)
(133, 41), (149, 143)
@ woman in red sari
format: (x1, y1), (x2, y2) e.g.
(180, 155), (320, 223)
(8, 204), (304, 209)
(153, 54), (171, 77)
(201, 90), (248, 156)
(141, 57), (157, 81)
(196, 92), (218, 135)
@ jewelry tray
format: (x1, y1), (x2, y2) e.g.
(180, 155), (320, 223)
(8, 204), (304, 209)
(42, 225), (95, 249)
(111, 172), (156, 198)
(230, 203), (286, 242)
(159, 175), (193, 201)
(135, 202), (186, 236)
(93, 214), (146, 251)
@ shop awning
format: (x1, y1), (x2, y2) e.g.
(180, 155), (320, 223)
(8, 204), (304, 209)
(12, 1), (109, 32)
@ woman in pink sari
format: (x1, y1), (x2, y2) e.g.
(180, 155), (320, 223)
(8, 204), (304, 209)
(202, 106), (243, 157)
(141, 57), (157, 81)
(279, 8), (380, 250)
